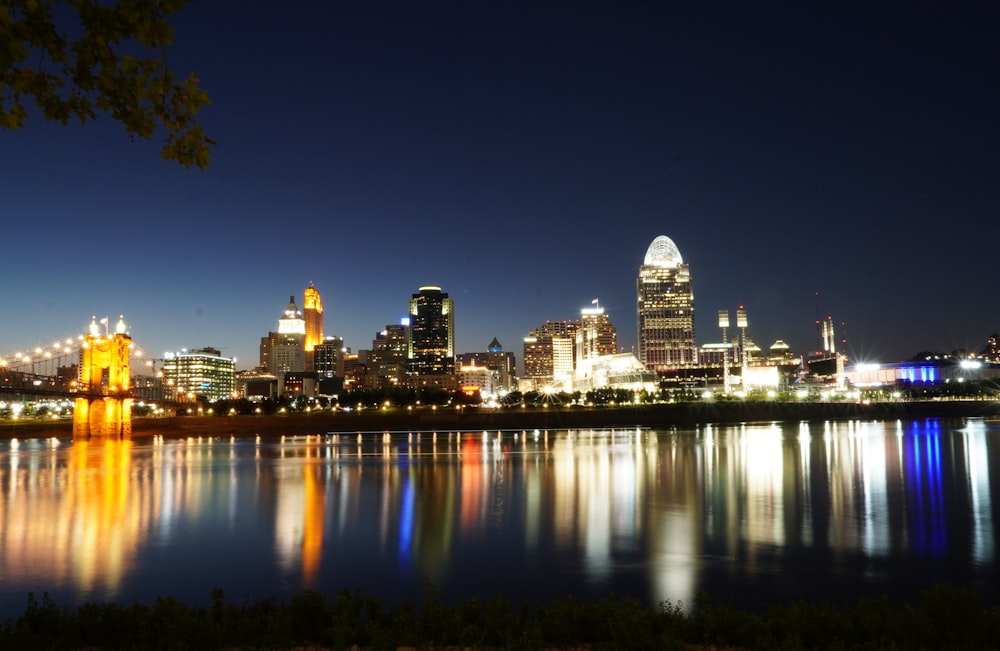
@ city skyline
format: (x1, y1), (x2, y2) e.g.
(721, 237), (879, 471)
(1, 240), (998, 373)
(3, 2), (997, 368)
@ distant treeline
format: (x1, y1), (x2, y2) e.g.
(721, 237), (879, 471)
(1, 583), (998, 650)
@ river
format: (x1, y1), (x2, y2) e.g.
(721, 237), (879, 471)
(0, 417), (998, 620)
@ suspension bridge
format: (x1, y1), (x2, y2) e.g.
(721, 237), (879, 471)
(0, 316), (183, 437)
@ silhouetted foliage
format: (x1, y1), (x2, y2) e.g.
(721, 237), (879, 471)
(2, 0), (214, 167)
(3, 583), (999, 650)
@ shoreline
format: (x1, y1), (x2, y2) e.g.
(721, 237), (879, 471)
(2, 399), (997, 440)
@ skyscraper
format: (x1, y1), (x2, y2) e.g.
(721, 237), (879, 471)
(576, 301), (618, 365)
(522, 320), (579, 389)
(313, 336), (344, 378)
(456, 337), (517, 392)
(636, 235), (697, 372)
(260, 295), (307, 375)
(407, 286), (455, 376)
(303, 282), (324, 371)
(369, 323), (409, 388)
(278, 295), (305, 337)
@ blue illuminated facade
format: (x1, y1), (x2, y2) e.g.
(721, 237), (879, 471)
(846, 359), (1000, 388)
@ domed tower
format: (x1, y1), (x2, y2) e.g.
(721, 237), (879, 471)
(272, 295), (306, 374)
(636, 235), (697, 372)
(278, 295), (305, 335)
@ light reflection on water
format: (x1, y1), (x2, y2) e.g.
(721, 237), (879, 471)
(0, 419), (998, 618)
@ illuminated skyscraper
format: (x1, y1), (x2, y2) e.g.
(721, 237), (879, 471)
(278, 295), (305, 336)
(260, 295), (306, 375)
(407, 286), (455, 376)
(314, 336), (344, 378)
(522, 320), (579, 389)
(636, 235), (697, 371)
(370, 323), (409, 388)
(303, 282), (324, 370)
(576, 301), (618, 365)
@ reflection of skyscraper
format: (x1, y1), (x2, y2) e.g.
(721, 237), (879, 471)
(636, 235), (697, 372)
(303, 282), (324, 371)
(407, 286), (455, 376)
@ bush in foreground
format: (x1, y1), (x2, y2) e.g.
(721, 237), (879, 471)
(1, 583), (998, 650)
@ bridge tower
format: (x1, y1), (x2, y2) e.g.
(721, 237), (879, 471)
(73, 316), (132, 439)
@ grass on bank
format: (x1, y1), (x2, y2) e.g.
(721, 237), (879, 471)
(1, 583), (998, 650)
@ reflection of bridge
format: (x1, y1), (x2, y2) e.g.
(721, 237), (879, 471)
(0, 316), (183, 436)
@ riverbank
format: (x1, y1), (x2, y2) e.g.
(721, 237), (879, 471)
(2, 399), (997, 439)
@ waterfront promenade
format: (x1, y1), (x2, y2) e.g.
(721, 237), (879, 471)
(3, 399), (998, 439)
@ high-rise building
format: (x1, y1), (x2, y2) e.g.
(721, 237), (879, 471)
(303, 282), (324, 371)
(407, 286), (455, 376)
(278, 295), (305, 337)
(161, 347), (236, 403)
(457, 337), (517, 392)
(272, 336), (305, 375)
(522, 320), (579, 389)
(260, 295), (307, 375)
(636, 235), (697, 372)
(983, 333), (1000, 362)
(576, 301), (618, 365)
(313, 336), (344, 378)
(369, 322), (409, 388)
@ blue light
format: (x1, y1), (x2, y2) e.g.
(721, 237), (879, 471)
(398, 477), (414, 567)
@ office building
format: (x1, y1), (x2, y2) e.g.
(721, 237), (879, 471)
(984, 333), (1000, 362)
(457, 360), (494, 397)
(161, 347), (236, 403)
(370, 322), (409, 389)
(576, 301), (618, 365)
(303, 282), (324, 371)
(407, 286), (455, 377)
(456, 337), (517, 392)
(313, 336), (344, 378)
(260, 295), (306, 375)
(636, 234), (697, 372)
(522, 320), (579, 390)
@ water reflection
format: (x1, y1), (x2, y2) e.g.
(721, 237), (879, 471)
(0, 420), (998, 617)
(0, 438), (144, 605)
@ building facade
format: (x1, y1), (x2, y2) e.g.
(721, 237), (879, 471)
(303, 282), (324, 371)
(522, 320), (579, 390)
(406, 286), (455, 377)
(313, 336), (344, 378)
(576, 302), (618, 365)
(368, 323), (409, 389)
(161, 347), (236, 403)
(456, 337), (517, 392)
(260, 295), (307, 375)
(636, 234), (697, 372)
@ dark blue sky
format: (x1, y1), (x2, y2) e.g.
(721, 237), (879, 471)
(3, 1), (998, 370)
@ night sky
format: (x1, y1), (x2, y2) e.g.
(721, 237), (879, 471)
(3, 1), (998, 371)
